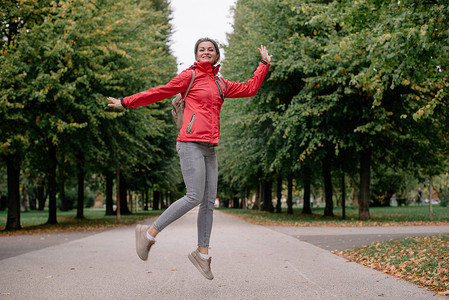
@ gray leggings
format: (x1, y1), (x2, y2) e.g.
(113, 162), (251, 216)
(152, 141), (218, 247)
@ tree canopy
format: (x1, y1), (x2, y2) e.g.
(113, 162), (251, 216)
(219, 0), (449, 219)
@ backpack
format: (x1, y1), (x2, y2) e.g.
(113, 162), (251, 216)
(172, 69), (195, 130)
(171, 69), (227, 130)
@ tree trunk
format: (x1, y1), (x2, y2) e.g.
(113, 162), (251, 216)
(144, 188), (149, 211)
(29, 184), (37, 210)
(232, 196), (239, 208)
(21, 186), (28, 212)
(119, 173), (130, 214)
(302, 166), (312, 214)
(37, 178), (46, 210)
(429, 177), (433, 214)
(105, 172), (115, 215)
(341, 173), (346, 220)
(276, 176), (282, 213)
(253, 182), (261, 210)
(323, 153), (334, 217)
(76, 156), (85, 219)
(59, 175), (70, 211)
(287, 173), (293, 214)
(46, 143), (58, 224)
(5, 153), (22, 231)
(261, 179), (274, 212)
(358, 148), (371, 220)
(153, 190), (160, 210)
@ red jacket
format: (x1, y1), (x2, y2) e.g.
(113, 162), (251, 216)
(123, 60), (270, 145)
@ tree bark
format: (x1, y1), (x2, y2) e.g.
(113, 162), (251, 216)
(287, 173), (293, 214)
(323, 152), (334, 217)
(153, 190), (160, 211)
(232, 196), (239, 208)
(302, 166), (312, 214)
(261, 179), (274, 212)
(253, 182), (261, 210)
(341, 173), (346, 220)
(37, 178), (46, 210)
(276, 176), (282, 213)
(144, 188), (149, 211)
(5, 153), (22, 231)
(119, 173), (130, 214)
(59, 175), (70, 211)
(46, 143), (58, 224)
(76, 155), (85, 219)
(105, 172), (115, 215)
(358, 148), (371, 220)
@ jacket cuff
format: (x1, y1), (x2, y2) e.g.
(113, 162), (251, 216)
(120, 97), (127, 108)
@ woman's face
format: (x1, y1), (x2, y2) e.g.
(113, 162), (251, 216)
(196, 41), (219, 65)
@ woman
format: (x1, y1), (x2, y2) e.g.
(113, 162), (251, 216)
(107, 38), (271, 280)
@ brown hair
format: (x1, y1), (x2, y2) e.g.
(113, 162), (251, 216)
(194, 38), (221, 65)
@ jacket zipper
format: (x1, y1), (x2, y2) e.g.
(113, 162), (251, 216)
(215, 79), (224, 101)
(187, 114), (195, 134)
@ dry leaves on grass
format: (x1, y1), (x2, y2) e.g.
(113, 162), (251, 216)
(334, 235), (449, 296)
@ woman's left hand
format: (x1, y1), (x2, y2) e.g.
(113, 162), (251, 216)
(258, 45), (272, 64)
(107, 97), (123, 108)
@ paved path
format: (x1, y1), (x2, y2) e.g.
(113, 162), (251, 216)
(267, 224), (449, 252)
(1, 210), (448, 299)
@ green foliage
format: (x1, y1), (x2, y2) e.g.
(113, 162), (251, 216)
(219, 0), (449, 218)
(1, 0), (180, 227)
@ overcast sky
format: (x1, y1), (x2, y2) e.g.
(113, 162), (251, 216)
(169, 0), (237, 73)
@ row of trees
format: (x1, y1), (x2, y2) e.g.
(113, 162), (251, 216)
(217, 0), (449, 219)
(2, 0), (448, 231)
(1, 0), (182, 230)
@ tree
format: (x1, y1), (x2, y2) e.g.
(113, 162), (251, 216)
(221, 0), (449, 221)
(1, 0), (178, 229)
(1, 0), (52, 230)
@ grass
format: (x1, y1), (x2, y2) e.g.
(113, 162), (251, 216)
(219, 205), (449, 227)
(335, 235), (449, 296)
(0, 209), (161, 236)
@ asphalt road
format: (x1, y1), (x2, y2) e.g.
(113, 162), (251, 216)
(1, 210), (448, 299)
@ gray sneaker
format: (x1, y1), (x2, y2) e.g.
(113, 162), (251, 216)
(188, 249), (214, 280)
(135, 224), (155, 261)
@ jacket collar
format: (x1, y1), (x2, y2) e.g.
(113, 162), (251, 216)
(193, 61), (221, 76)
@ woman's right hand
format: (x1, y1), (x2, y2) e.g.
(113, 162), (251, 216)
(107, 97), (123, 108)
(258, 45), (272, 64)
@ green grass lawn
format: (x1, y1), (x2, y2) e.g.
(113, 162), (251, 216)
(219, 205), (449, 226)
(0, 209), (161, 235)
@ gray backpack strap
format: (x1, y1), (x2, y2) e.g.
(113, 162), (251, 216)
(172, 69), (195, 130)
(182, 69), (195, 103)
